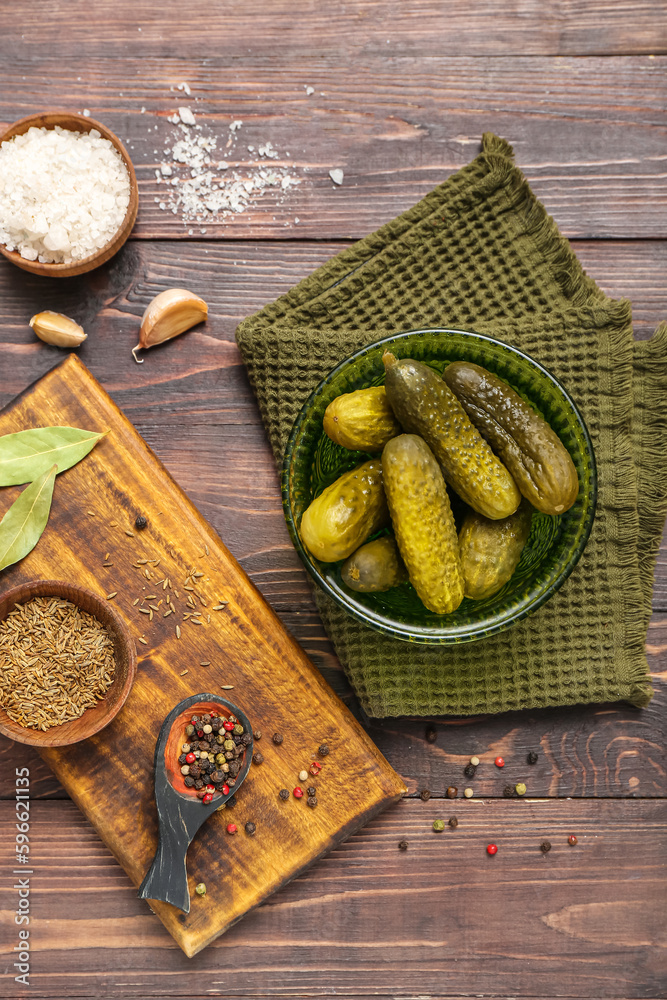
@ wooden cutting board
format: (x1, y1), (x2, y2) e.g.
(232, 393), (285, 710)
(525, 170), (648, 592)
(0, 355), (406, 957)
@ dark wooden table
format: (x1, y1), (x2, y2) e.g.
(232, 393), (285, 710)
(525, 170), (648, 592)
(1, 3), (666, 997)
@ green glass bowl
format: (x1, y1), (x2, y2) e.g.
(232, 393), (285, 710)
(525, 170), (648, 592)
(282, 328), (596, 644)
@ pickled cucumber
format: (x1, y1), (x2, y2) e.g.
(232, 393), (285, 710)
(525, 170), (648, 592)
(341, 536), (408, 593)
(443, 361), (579, 515)
(324, 387), (402, 452)
(382, 434), (463, 614)
(299, 459), (389, 563)
(458, 501), (533, 600)
(383, 351), (521, 520)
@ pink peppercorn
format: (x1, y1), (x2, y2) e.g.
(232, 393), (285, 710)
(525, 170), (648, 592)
(487, 843), (498, 855)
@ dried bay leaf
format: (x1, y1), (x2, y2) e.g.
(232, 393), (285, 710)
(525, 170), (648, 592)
(0, 426), (108, 486)
(0, 464), (57, 571)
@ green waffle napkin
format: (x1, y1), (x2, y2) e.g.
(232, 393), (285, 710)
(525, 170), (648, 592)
(236, 134), (667, 718)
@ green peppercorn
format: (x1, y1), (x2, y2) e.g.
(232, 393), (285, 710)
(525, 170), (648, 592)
(215, 753), (225, 765)
(233, 724), (244, 735)
(195, 882), (206, 896)
(185, 724), (195, 737)
(515, 782), (527, 796)
(223, 739), (235, 750)
(432, 819), (445, 832)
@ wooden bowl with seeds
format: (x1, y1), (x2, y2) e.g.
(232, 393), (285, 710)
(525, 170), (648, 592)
(0, 580), (137, 747)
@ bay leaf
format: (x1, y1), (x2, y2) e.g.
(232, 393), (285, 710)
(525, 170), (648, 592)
(0, 465), (57, 571)
(0, 426), (108, 486)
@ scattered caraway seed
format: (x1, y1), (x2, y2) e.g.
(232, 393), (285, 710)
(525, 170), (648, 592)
(105, 592), (117, 600)
(212, 603), (227, 611)
(448, 816), (458, 828)
(398, 840), (408, 851)
(420, 789), (431, 801)
(425, 727), (437, 743)
(124, 530), (135, 537)
(464, 788), (473, 798)
(102, 562), (113, 568)
(109, 521), (118, 527)
(138, 607), (150, 615)
(221, 684), (234, 690)
(132, 598), (140, 606)
(432, 819), (445, 832)
(138, 637), (147, 645)
(515, 782), (527, 796)
(87, 510), (96, 516)
(195, 882), (206, 896)
(527, 751), (539, 765)
(568, 835), (578, 846)
(180, 670), (188, 676)
(540, 841), (552, 853)
(200, 661), (210, 666)
(176, 625), (181, 638)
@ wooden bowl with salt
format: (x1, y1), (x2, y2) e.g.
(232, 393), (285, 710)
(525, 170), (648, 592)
(0, 111), (138, 278)
(0, 580), (137, 747)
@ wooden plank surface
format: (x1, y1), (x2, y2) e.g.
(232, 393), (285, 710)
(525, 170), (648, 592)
(0, 799), (664, 998)
(0, 356), (405, 957)
(1, 0), (666, 995)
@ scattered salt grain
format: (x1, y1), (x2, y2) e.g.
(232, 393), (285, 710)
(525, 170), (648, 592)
(0, 125), (131, 264)
(177, 82), (192, 96)
(305, 86), (315, 96)
(178, 107), (196, 126)
(82, 109), (91, 117)
(329, 168), (344, 185)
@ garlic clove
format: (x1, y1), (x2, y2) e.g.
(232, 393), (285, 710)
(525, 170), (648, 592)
(133, 288), (208, 362)
(29, 311), (87, 348)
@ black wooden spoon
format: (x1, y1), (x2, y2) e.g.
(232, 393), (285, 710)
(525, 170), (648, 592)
(138, 692), (253, 913)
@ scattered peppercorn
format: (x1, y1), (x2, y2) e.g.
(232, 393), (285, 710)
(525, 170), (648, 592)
(309, 761), (323, 776)
(273, 733), (283, 745)
(446, 786), (458, 799)
(503, 785), (514, 798)
(464, 788), (473, 798)
(464, 763), (476, 778)
(226, 822), (238, 835)
(398, 840), (408, 851)
(253, 730), (262, 740)
(135, 514), (148, 530)
(318, 744), (330, 756)
(470, 756), (480, 767)
(487, 843), (498, 855)
(495, 756), (505, 768)
(195, 882), (206, 896)
(306, 796), (318, 808)
(568, 834), (578, 846)
(448, 816), (458, 828)
(279, 788), (289, 800)
(307, 786), (317, 797)
(515, 782), (527, 796)
(540, 840), (552, 853)
(420, 789), (431, 801)
(253, 752), (264, 765)
(298, 769), (308, 782)
(245, 822), (256, 836)
(527, 751), (538, 765)
(433, 819), (445, 832)
(293, 787), (304, 799)
(425, 727), (437, 743)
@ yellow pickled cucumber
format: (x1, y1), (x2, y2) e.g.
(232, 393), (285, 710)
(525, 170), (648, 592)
(324, 387), (402, 452)
(458, 501), (533, 600)
(383, 351), (520, 520)
(341, 536), (408, 593)
(299, 459), (389, 563)
(443, 361), (579, 515)
(382, 434), (464, 614)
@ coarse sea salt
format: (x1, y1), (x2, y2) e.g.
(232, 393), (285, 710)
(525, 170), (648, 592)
(0, 126), (131, 264)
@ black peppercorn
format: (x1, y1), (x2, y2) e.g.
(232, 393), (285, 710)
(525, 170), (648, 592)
(184, 776), (195, 788)
(273, 733), (283, 745)
(446, 786), (458, 799)
(306, 796), (318, 808)
(245, 822), (256, 836)
(307, 786), (317, 797)
(226, 795), (236, 808)
(540, 840), (552, 853)
(420, 789), (431, 801)
(279, 788), (289, 800)
(503, 784), (515, 798)
(425, 727), (437, 743)
(398, 840), (408, 851)
(318, 744), (330, 756)
(527, 751), (539, 765)
(194, 779), (204, 790)
(242, 733), (253, 746)
(252, 752), (264, 765)
(253, 730), (262, 740)
(178, 753), (187, 765)
(135, 514), (148, 530)
(448, 816), (458, 828)
(464, 763), (476, 778)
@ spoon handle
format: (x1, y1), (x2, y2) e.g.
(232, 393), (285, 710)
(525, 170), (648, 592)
(138, 807), (193, 912)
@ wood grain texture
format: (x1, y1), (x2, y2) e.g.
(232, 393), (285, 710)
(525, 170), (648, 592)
(0, 799), (664, 997)
(0, 56), (665, 240)
(0, 356), (405, 956)
(2, 0), (666, 56)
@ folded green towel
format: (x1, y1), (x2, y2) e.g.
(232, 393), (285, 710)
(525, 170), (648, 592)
(236, 134), (667, 718)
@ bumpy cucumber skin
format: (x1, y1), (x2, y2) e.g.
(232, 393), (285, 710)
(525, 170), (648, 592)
(300, 459), (389, 563)
(382, 434), (464, 614)
(383, 353), (520, 520)
(323, 387), (402, 452)
(458, 501), (533, 600)
(341, 535), (408, 593)
(443, 361), (579, 515)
